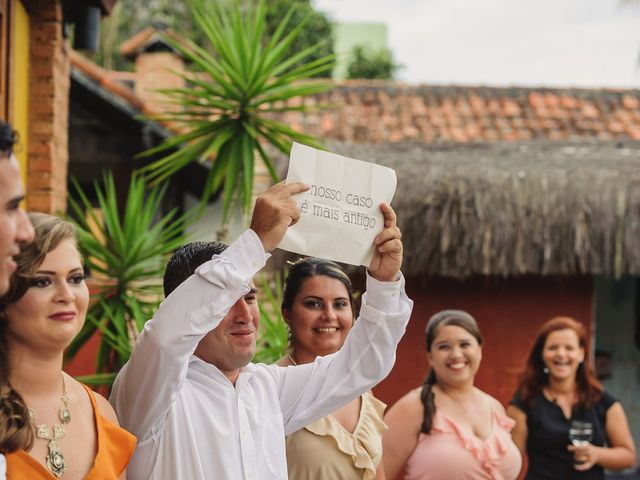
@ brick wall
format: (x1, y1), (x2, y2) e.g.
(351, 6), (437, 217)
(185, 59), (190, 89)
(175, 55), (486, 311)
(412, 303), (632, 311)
(26, 0), (69, 214)
(134, 51), (185, 113)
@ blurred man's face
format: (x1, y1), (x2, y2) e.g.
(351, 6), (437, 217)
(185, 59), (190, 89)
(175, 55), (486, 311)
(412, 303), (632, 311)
(0, 154), (34, 294)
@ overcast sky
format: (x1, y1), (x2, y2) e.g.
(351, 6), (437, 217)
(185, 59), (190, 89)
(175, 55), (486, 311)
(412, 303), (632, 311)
(314, 0), (640, 88)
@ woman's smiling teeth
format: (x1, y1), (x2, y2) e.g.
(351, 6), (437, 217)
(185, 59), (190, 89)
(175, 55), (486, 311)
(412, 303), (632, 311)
(315, 327), (339, 333)
(447, 361), (467, 370)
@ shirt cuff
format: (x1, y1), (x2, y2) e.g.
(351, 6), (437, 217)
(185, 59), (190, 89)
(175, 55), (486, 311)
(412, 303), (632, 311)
(195, 229), (271, 282)
(364, 270), (404, 312)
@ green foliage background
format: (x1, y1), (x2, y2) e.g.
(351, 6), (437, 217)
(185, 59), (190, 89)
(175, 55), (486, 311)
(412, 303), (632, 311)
(95, 0), (334, 76)
(347, 45), (400, 80)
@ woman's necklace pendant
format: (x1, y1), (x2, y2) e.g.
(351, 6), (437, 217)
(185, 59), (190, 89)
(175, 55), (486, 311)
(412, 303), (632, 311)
(28, 375), (71, 478)
(45, 439), (66, 477)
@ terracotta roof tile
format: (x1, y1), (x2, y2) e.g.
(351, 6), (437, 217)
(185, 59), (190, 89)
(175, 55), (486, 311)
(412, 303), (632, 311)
(581, 103), (599, 118)
(622, 95), (640, 109)
(628, 127), (640, 140)
(544, 93), (560, 108)
(608, 121), (626, 134)
(276, 81), (640, 145)
(120, 26), (192, 59)
(559, 95), (577, 109)
(71, 53), (640, 147)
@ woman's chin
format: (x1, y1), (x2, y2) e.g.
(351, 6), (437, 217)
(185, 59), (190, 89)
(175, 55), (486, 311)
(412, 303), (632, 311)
(312, 341), (342, 356)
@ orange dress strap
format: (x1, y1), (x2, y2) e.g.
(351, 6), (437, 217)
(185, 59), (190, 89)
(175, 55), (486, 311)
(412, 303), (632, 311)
(81, 384), (136, 479)
(5, 384), (136, 479)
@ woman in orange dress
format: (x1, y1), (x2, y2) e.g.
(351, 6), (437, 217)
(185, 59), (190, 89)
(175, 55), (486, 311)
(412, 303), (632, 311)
(0, 213), (135, 479)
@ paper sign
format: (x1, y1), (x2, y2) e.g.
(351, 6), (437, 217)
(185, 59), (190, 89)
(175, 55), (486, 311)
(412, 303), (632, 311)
(278, 143), (397, 266)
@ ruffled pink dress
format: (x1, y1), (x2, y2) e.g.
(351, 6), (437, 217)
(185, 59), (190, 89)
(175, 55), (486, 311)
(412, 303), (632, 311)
(404, 408), (522, 480)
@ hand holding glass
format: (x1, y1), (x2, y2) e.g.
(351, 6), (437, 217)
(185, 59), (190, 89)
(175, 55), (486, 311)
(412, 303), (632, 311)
(569, 420), (593, 465)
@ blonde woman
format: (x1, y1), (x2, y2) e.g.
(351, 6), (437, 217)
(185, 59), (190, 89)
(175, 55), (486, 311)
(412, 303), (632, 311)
(0, 213), (135, 479)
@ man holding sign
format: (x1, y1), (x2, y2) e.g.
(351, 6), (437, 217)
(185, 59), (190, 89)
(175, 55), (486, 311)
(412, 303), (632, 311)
(111, 162), (412, 479)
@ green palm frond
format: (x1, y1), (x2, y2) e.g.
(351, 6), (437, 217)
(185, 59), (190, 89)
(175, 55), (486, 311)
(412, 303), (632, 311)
(254, 270), (289, 364)
(66, 172), (193, 383)
(138, 0), (335, 225)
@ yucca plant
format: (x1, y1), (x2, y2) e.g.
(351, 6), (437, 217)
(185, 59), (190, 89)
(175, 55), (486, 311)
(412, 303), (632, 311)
(66, 172), (193, 385)
(254, 270), (289, 364)
(137, 0), (335, 224)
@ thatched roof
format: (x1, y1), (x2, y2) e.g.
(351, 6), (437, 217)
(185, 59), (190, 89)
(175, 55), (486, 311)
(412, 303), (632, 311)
(326, 140), (640, 278)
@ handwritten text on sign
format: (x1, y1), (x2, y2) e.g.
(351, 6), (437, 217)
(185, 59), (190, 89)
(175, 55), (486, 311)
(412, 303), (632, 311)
(278, 143), (397, 266)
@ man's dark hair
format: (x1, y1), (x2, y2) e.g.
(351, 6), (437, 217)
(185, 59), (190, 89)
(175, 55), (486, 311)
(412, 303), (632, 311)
(0, 121), (17, 157)
(163, 241), (228, 297)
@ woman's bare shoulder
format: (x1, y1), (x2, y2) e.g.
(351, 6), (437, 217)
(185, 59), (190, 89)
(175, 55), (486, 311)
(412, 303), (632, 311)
(93, 391), (120, 425)
(387, 387), (423, 416)
(478, 389), (508, 415)
(66, 375), (120, 426)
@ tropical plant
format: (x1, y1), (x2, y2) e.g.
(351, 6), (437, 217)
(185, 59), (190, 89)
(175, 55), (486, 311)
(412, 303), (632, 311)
(137, 0), (335, 224)
(66, 172), (192, 385)
(95, 0), (334, 75)
(253, 271), (289, 364)
(263, 0), (334, 79)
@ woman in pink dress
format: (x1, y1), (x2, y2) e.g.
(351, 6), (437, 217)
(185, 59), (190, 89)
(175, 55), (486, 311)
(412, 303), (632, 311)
(383, 310), (522, 480)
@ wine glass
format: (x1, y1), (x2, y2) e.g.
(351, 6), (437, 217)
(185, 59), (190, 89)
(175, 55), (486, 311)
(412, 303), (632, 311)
(569, 420), (593, 464)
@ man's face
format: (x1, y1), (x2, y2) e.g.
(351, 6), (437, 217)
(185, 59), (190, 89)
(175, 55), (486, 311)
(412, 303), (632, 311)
(194, 285), (260, 383)
(0, 154), (34, 294)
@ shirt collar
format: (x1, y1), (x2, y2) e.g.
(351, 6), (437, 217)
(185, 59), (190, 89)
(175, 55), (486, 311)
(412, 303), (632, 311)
(188, 354), (257, 384)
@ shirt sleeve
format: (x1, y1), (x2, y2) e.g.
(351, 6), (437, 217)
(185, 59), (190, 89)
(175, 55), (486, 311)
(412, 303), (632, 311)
(272, 271), (413, 435)
(595, 389), (618, 418)
(109, 229), (269, 442)
(599, 390), (617, 410)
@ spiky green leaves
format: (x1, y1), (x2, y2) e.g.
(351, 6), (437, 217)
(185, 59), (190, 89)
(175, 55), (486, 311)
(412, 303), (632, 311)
(138, 0), (334, 224)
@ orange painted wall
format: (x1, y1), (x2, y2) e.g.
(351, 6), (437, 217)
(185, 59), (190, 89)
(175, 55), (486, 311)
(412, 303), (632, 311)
(64, 331), (101, 377)
(374, 275), (594, 408)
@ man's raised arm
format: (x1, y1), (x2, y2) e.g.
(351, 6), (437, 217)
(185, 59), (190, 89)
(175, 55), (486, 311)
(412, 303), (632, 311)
(110, 182), (309, 441)
(272, 203), (413, 433)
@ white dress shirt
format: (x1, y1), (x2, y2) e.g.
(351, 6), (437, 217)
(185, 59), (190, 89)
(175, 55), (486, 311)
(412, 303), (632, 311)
(110, 229), (412, 480)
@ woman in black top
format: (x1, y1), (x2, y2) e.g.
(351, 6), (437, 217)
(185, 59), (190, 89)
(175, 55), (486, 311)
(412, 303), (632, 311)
(507, 317), (635, 479)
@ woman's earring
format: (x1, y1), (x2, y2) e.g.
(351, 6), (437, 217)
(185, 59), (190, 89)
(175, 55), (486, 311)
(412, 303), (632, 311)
(543, 366), (549, 374)
(285, 324), (292, 348)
